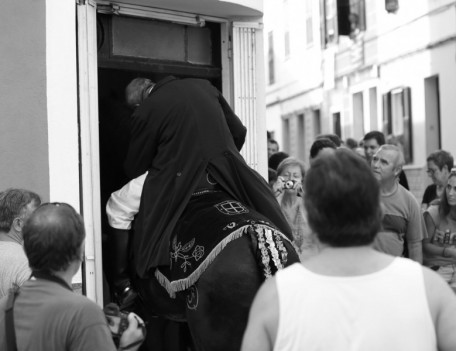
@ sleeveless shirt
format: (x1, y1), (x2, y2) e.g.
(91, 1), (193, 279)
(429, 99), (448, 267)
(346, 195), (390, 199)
(274, 258), (436, 351)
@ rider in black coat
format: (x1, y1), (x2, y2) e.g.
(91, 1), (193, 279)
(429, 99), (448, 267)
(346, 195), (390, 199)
(113, 76), (292, 298)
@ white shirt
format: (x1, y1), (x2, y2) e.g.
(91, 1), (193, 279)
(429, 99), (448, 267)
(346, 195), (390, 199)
(0, 241), (31, 297)
(274, 258), (437, 351)
(106, 172), (147, 230)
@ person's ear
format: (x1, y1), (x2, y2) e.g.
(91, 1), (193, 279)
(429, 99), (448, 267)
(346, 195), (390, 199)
(12, 217), (24, 233)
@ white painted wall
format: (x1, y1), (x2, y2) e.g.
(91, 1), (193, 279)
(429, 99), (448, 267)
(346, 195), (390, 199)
(46, 0), (80, 208)
(263, 0), (324, 153)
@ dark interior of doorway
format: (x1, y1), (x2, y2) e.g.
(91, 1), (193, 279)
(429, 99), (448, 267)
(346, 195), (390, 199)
(98, 68), (222, 234)
(97, 67), (219, 350)
(97, 68), (223, 301)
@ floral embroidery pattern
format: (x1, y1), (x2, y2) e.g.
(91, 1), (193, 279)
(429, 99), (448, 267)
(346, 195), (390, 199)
(170, 237), (205, 273)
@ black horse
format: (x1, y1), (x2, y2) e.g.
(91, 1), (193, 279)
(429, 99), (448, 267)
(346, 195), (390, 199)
(132, 192), (300, 351)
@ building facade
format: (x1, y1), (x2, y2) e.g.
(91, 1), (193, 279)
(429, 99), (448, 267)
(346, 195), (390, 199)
(1, 0), (267, 303)
(264, 0), (456, 199)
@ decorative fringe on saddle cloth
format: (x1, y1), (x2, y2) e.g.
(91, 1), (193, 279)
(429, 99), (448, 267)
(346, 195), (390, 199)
(154, 190), (292, 298)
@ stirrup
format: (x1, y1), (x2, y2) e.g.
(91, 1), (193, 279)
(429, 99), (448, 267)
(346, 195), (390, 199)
(116, 285), (138, 311)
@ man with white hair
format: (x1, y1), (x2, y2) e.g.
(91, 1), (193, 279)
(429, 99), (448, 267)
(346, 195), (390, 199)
(371, 145), (426, 262)
(0, 189), (41, 297)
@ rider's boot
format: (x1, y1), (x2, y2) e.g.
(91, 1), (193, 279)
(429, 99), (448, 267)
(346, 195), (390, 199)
(108, 227), (138, 310)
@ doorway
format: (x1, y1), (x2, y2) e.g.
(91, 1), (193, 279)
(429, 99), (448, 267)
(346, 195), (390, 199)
(96, 13), (223, 301)
(424, 75), (441, 155)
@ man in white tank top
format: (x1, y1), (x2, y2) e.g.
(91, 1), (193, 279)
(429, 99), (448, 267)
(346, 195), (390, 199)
(241, 149), (456, 351)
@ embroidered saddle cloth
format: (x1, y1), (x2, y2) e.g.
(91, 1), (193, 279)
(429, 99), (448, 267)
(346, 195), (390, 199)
(155, 190), (291, 297)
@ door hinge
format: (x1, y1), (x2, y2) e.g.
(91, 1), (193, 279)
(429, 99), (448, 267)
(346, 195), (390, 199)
(228, 35), (232, 59)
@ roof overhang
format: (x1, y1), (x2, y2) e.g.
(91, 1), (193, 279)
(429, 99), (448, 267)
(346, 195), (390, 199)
(101, 0), (263, 19)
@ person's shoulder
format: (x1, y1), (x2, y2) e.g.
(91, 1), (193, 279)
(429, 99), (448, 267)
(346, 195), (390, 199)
(63, 293), (107, 322)
(424, 184), (437, 193)
(277, 262), (304, 276)
(249, 274), (280, 323)
(397, 184), (414, 197)
(425, 203), (440, 218)
(422, 265), (456, 305)
(397, 184), (420, 206)
(0, 241), (23, 251)
(68, 292), (100, 309)
(0, 242), (28, 264)
(421, 266), (456, 318)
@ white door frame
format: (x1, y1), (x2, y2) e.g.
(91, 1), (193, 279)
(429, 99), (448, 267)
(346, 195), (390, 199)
(77, 0), (104, 305)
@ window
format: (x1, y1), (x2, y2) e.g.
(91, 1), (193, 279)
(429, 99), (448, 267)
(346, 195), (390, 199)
(284, 31), (290, 58)
(297, 113), (306, 161)
(339, 0), (366, 36)
(321, 0), (337, 47)
(369, 87), (378, 131)
(352, 92), (364, 138)
(305, 0), (313, 45)
(268, 31), (275, 85)
(349, 0), (366, 33)
(385, 0), (399, 13)
(424, 75), (441, 154)
(313, 109), (322, 136)
(321, 0), (366, 47)
(382, 87), (413, 163)
(283, 0), (291, 58)
(282, 117), (291, 153)
(333, 112), (342, 138)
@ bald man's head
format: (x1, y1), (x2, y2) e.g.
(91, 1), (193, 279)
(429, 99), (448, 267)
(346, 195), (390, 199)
(23, 203), (85, 273)
(125, 77), (155, 108)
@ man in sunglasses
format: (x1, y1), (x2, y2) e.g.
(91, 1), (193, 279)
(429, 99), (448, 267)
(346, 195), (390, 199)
(422, 150), (454, 210)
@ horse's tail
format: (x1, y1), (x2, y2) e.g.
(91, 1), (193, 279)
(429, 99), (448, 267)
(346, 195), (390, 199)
(247, 224), (295, 279)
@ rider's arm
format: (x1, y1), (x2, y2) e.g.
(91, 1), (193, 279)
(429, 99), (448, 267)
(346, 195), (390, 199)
(241, 277), (279, 351)
(106, 172), (147, 230)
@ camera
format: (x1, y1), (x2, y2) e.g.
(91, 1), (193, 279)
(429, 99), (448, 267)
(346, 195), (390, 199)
(104, 303), (129, 339)
(283, 179), (297, 189)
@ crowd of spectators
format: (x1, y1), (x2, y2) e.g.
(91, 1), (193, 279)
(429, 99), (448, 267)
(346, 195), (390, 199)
(1, 124), (455, 350)
(267, 130), (456, 289)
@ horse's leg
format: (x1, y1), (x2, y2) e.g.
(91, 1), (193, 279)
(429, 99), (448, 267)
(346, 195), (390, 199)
(184, 231), (300, 351)
(134, 277), (191, 351)
(135, 275), (187, 320)
(184, 235), (263, 351)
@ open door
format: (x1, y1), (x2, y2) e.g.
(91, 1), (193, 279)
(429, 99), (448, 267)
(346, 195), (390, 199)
(77, 0), (104, 305)
(232, 22), (267, 176)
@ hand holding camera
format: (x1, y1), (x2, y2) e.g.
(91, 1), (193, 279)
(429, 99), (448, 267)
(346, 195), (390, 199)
(283, 179), (297, 189)
(104, 303), (146, 351)
(273, 177), (303, 197)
